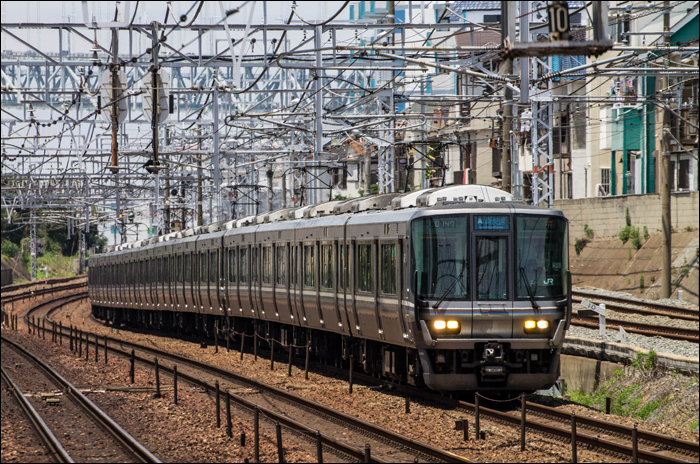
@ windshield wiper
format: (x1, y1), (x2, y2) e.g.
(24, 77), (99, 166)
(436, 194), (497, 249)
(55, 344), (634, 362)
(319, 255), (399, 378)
(519, 267), (539, 310)
(433, 265), (466, 310)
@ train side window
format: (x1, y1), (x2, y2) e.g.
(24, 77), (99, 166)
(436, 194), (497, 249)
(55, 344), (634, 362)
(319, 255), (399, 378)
(229, 249), (237, 284)
(211, 250), (218, 284)
(380, 243), (397, 295)
(339, 244), (345, 290)
(262, 246), (271, 284)
(303, 244), (315, 288)
(240, 248), (249, 284)
(321, 244), (333, 289)
(357, 244), (373, 293)
(251, 247), (258, 284)
(276, 245), (286, 285)
(201, 252), (208, 284)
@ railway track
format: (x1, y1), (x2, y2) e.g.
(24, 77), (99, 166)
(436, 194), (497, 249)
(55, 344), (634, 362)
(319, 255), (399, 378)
(572, 290), (699, 322)
(571, 314), (699, 342)
(1, 276), (86, 295)
(1, 281), (87, 306)
(1, 337), (160, 464)
(73, 313), (697, 464)
(1, 366), (72, 463)
(23, 284), (699, 463)
(316, 363), (698, 463)
(45, 319), (473, 463)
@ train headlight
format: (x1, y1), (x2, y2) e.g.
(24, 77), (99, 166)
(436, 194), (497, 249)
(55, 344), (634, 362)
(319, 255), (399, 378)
(537, 320), (549, 329)
(524, 320), (536, 330)
(434, 320), (446, 330)
(447, 320), (460, 330)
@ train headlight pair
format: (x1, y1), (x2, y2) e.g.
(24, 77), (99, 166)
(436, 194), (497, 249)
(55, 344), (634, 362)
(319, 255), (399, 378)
(433, 320), (460, 331)
(524, 320), (549, 332)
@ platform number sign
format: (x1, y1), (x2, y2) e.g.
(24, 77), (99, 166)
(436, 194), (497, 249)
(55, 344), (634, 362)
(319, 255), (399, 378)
(548, 1), (570, 41)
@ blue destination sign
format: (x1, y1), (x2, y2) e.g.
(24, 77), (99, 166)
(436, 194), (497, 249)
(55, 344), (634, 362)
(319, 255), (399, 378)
(475, 216), (509, 230)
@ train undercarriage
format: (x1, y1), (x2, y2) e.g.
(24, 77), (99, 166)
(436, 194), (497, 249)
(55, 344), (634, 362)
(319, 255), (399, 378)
(92, 304), (560, 392)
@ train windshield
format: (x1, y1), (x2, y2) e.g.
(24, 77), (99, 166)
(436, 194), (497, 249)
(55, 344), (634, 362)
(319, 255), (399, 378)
(411, 216), (469, 301)
(516, 216), (568, 299)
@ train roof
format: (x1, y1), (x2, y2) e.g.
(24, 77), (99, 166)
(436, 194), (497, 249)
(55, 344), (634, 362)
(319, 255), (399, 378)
(100, 185), (562, 255)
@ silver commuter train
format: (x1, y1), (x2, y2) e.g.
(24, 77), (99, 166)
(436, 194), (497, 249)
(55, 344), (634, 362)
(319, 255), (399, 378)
(89, 185), (571, 392)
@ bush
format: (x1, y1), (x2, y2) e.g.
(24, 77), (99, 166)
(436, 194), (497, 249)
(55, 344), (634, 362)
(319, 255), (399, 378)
(370, 184), (380, 195)
(574, 237), (587, 255)
(625, 207), (631, 227)
(619, 225), (633, 243)
(1, 239), (19, 258)
(643, 226), (649, 241)
(639, 274), (645, 290)
(650, 275), (656, 283)
(584, 224), (594, 239)
(630, 227), (642, 250)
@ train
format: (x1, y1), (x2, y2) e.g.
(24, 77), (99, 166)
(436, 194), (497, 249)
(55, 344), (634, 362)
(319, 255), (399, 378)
(89, 184), (571, 392)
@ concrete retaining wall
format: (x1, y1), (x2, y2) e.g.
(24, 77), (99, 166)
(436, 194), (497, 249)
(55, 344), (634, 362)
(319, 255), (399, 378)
(555, 191), (699, 243)
(563, 336), (699, 373)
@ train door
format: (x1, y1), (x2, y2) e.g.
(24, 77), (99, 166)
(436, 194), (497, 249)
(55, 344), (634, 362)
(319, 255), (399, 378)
(274, 243), (292, 323)
(301, 241), (320, 328)
(237, 245), (253, 317)
(471, 215), (513, 337)
(355, 240), (380, 340)
(349, 239), (361, 336)
(258, 244), (269, 319)
(288, 242), (301, 324)
(319, 240), (339, 332)
(210, 249), (220, 313)
(378, 238), (403, 344)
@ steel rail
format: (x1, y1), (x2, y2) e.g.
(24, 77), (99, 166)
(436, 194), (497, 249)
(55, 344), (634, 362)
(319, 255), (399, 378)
(47, 314), (473, 463)
(317, 363), (697, 462)
(77, 333), (472, 463)
(1, 275), (86, 294)
(525, 401), (699, 454)
(571, 315), (699, 342)
(0, 365), (74, 463)
(2, 282), (88, 305)
(1, 336), (161, 464)
(572, 291), (699, 321)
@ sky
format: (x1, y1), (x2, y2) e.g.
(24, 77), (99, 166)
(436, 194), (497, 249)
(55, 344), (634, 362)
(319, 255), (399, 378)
(0, 1), (353, 56)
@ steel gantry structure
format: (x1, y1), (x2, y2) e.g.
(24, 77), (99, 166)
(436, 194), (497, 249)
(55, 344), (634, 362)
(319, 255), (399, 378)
(2, 1), (697, 281)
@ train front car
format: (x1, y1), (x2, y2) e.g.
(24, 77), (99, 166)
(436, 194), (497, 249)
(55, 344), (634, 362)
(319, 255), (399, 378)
(409, 203), (570, 392)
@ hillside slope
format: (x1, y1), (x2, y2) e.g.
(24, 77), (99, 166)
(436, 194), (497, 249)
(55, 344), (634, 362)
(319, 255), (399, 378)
(570, 230), (699, 304)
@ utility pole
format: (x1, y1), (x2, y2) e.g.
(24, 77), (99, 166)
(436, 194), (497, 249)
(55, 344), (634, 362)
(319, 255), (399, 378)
(501, 1), (515, 193)
(109, 27), (124, 245)
(660, 1), (672, 298)
(197, 125), (203, 227)
(151, 21), (161, 236)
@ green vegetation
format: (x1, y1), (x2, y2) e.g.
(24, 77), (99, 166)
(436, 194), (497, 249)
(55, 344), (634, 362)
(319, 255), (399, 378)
(682, 265), (690, 277)
(574, 237), (587, 256)
(1, 208), (107, 278)
(631, 351), (657, 371)
(639, 274), (645, 290)
(370, 183), (380, 195)
(584, 224), (594, 239)
(650, 275), (656, 284)
(1, 239), (19, 260)
(690, 417), (699, 431)
(634, 401), (660, 420)
(643, 226), (649, 241)
(686, 225), (694, 232)
(625, 207), (631, 227)
(619, 225), (642, 250)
